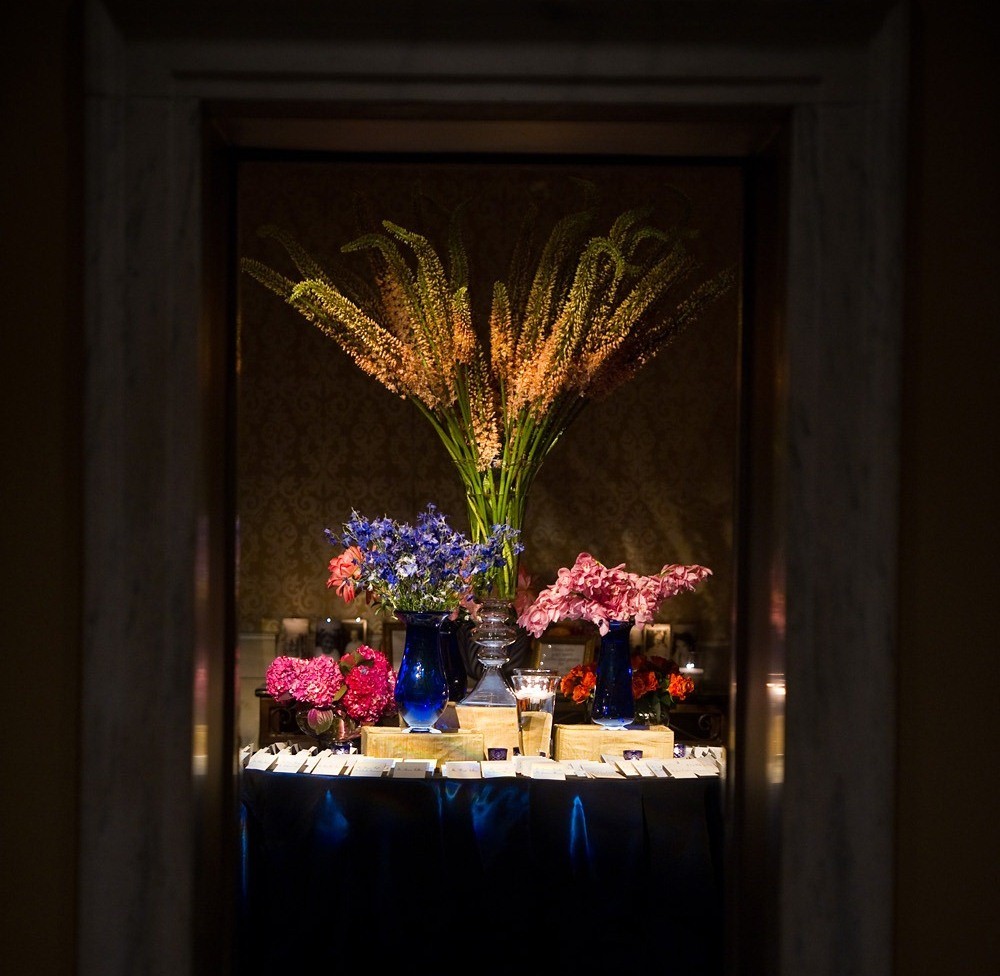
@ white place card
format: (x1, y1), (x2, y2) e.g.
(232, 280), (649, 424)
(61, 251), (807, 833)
(663, 760), (699, 778)
(273, 752), (309, 774)
(629, 758), (657, 777)
(611, 758), (643, 777)
(246, 750), (277, 771)
(515, 755), (558, 776)
(299, 751), (327, 773)
(693, 757), (721, 776)
(391, 760), (435, 778)
(581, 760), (623, 778)
(481, 760), (518, 778)
(311, 754), (349, 776)
(559, 760), (588, 777)
(350, 757), (393, 777)
(642, 759), (670, 777)
(602, 753), (649, 770)
(442, 761), (482, 779)
(529, 763), (566, 780)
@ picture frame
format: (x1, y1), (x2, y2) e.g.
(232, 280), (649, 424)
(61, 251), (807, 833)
(531, 634), (596, 675)
(671, 623), (698, 666)
(341, 617), (368, 651)
(642, 623), (673, 657)
(381, 619), (407, 669)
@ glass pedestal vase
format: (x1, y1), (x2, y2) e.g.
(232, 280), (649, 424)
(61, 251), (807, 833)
(294, 703), (359, 753)
(591, 620), (635, 729)
(460, 598), (518, 707)
(394, 611), (451, 731)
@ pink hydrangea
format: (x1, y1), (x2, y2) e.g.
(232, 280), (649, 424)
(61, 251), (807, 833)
(516, 552), (712, 636)
(265, 656), (307, 703)
(339, 647), (397, 724)
(264, 646), (398, 724)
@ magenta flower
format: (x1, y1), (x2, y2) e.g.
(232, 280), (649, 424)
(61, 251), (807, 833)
(264, 646), (398, 725)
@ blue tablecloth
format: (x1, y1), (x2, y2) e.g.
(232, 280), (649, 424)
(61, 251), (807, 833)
(239, 768), (724, 973)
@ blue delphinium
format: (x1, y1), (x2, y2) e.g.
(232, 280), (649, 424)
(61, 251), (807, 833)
(324, 504), (522, 615)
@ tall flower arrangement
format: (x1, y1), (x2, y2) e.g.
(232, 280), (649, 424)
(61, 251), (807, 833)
(242, 185), (735, 598)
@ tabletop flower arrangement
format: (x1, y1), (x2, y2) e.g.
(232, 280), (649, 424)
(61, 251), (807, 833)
(559, 652), (695, 726)
(265, 646), (397, 748)
(520, 551), (711, 728)
(324, 503), (522, 615)
(325, 503), (523, 730)
(242, 184), (735, 599)
(516, 551), (713, 637)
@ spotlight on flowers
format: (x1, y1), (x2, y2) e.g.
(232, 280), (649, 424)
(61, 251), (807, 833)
(324, 503), (523, 616)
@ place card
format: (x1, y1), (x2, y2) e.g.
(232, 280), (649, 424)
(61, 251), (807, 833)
(610, 757), (643, 777)
(663, 760), (699, 778)
(246, 750), (277, 771)
(299, 751), (326, 773)
(273, 752), (309, 774)
(528, 763), (566, 780)
(641, 759), (670, 777)
(442, 761), (482, 778)
(514, 755), (557, 776)
(481, 760), (518, 778)
(580, 760), (623, 778)
(601, 753), (646, 772)
(350, 757), (393, 777)
(628, 758), (657, 777)
(692, 757), (721, 776)
(391, 759), (435, 778)
(311, 754), (349, 776)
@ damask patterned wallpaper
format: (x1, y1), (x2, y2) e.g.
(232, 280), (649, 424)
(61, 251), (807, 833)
(236, 159), (742, 692)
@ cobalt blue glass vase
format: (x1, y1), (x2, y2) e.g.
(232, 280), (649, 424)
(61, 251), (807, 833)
(394, 611), (450, 732)
(590, 620), (635, 729)
(439, 614), (468, 703)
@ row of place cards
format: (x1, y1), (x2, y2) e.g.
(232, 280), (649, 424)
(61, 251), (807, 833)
(243, 745), (721, 779)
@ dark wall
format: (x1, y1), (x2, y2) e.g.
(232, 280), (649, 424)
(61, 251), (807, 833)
(895, 3), (999, 972)
(2, 3), (81, 973)
(1, 2), (997, 973)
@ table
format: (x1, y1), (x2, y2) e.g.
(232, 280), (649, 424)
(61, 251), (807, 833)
(239, 768), (725, 973)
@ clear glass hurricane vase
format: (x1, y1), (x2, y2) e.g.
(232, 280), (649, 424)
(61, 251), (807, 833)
(590, 620), (635, 729)
(394, 611), (451, 731)
(293, 703), (359, 753)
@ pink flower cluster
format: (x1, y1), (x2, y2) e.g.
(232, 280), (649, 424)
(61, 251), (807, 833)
(517, 552), (712, 637)
(265, 646), (397, 725)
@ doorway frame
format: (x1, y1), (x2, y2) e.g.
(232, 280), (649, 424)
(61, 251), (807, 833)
(82, 4), (907, 975)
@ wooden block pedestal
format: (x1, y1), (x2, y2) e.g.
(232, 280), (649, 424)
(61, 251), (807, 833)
(360, 725), (485, 768)
(553, 724), (674, 761)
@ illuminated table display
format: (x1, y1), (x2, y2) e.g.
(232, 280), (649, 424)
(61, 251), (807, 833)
(239, 765), (724, 972)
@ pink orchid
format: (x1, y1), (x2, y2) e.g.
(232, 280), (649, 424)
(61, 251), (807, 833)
(516, 552), (712, 636)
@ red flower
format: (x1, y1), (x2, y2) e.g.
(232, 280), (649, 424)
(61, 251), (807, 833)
(327, 545), (363, 602)
(667, 672), (695, 701)
(560, 662), (598, 704)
